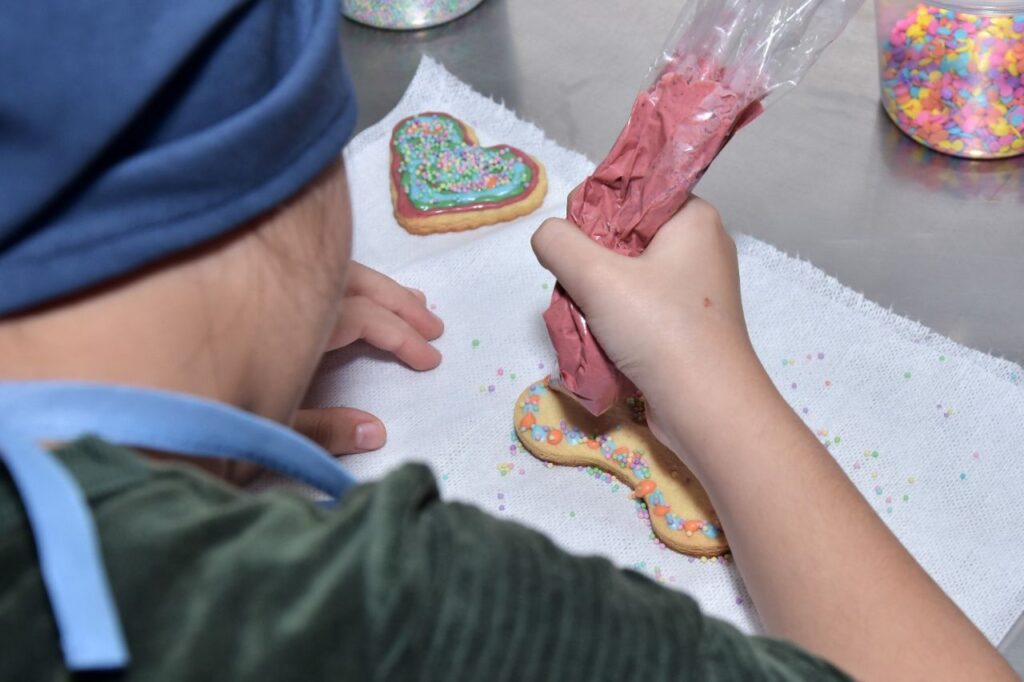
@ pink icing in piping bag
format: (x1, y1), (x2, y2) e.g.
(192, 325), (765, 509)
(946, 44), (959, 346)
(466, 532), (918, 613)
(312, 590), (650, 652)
(543, 65), (762, 415)
(542, 0), (864, 415)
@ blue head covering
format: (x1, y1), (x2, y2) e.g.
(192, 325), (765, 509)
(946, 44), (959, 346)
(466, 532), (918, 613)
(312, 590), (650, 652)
(0, 0), (357, 316)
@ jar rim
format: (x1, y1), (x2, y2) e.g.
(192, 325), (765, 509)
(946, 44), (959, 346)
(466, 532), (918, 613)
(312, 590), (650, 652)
(917, 0), (1024, 15)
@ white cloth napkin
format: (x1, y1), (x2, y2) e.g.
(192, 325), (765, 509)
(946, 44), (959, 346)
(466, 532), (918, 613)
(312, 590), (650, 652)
(306, 57), (1024, 644)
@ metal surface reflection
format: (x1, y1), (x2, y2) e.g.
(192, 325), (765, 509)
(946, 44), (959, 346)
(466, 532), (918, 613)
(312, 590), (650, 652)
(879, 108), (1024, 203)
(341, 0), (516, 132)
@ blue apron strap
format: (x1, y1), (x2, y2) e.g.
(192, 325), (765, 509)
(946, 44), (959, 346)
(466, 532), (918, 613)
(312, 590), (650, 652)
(0, 428), (128, 670)
(3, 382), (355, 497)
(0, 381), (357, 672)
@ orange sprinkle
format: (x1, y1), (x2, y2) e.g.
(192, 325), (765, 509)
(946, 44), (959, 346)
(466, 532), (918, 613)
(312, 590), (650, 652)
(585, 439), (599, 449)
(634, 480), (657, 497)
(546, 429), (563, 445)
(683, 520), (703, 533)
(653, 505), (670, 517)
(612, 447), (630, 457)
(519, 412), (535, 430)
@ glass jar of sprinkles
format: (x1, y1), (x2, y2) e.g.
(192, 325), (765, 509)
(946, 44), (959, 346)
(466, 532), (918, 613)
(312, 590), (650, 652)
(341, 0), (484, 30)
(875, 0), (1024, 158)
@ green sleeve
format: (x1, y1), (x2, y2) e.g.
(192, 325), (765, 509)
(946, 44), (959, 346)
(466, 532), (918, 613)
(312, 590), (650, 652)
(0, 438), (850, 681)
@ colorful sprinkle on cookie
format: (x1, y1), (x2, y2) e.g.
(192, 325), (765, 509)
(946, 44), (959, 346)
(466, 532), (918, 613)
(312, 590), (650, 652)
(389, 112), (548, 233)
(513, 378), (728, 557)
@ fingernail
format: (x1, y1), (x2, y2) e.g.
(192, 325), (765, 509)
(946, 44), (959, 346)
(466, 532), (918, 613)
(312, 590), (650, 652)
(355, 422), (385, 450)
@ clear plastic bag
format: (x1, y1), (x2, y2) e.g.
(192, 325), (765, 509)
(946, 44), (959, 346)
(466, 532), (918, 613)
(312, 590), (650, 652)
(544, 0), (865, 416)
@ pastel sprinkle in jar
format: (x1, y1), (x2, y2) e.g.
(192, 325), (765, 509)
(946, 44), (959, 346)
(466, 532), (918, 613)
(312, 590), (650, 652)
(875, 0), (1024, 158)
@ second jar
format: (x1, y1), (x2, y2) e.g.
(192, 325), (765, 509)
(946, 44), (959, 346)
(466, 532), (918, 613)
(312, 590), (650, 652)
(876, 0), (1024, 159)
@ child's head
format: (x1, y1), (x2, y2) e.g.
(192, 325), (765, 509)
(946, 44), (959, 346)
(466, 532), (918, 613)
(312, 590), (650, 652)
(0, 0), (358, 421)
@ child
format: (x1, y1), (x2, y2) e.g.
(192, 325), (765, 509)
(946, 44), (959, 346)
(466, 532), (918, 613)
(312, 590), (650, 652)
(0, 1), (1013, 680)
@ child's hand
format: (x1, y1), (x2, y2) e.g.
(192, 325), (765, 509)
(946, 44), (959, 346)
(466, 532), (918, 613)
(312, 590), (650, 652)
(163, 264), (442, 483)
(536, 197), (1018, 682)
(326, 262), (444, 370)
(294, 262), (444, 455)
(532, 198), (759, 453)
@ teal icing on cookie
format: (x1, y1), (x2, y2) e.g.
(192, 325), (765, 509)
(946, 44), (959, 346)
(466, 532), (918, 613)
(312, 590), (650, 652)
(393, 114), (534, 211)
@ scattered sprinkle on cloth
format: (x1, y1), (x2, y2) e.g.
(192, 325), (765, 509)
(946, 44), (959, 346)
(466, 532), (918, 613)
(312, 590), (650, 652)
(304, 57), (1024, 644)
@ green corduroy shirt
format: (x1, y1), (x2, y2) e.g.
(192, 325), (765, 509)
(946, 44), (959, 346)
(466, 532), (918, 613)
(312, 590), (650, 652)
(0, 437), (850, 681)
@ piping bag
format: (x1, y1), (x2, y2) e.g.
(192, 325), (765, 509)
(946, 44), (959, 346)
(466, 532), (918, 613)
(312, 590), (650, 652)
(543, 0), (864, 415)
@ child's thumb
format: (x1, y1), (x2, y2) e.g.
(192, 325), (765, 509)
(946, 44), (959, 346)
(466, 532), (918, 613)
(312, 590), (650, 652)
(531, 218), (614, 307)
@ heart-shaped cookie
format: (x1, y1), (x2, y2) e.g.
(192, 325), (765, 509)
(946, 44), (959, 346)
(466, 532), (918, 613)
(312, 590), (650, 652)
(514, 377), (728, 557)
(389, 112), (547, 234)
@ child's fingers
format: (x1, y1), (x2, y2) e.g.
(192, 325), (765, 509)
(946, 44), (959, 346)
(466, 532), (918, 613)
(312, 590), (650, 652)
(293, 407), (387, 454)
(531, 217), (617, 311)
(330, 295), (442, 370)
(406, 287), (427, 304)
(346, 263), (444, 341)
(640, 196), (729, 266)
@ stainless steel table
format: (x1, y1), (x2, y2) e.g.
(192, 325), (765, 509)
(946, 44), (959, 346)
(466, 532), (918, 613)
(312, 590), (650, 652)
(339, 0), (1024, 670)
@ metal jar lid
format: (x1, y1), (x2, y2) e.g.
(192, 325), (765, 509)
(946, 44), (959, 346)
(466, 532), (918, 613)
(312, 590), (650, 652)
(341, 0), (485, 30)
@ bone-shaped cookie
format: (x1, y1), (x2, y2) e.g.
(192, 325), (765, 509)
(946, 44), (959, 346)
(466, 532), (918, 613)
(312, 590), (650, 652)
(514, 378), (728, 557)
